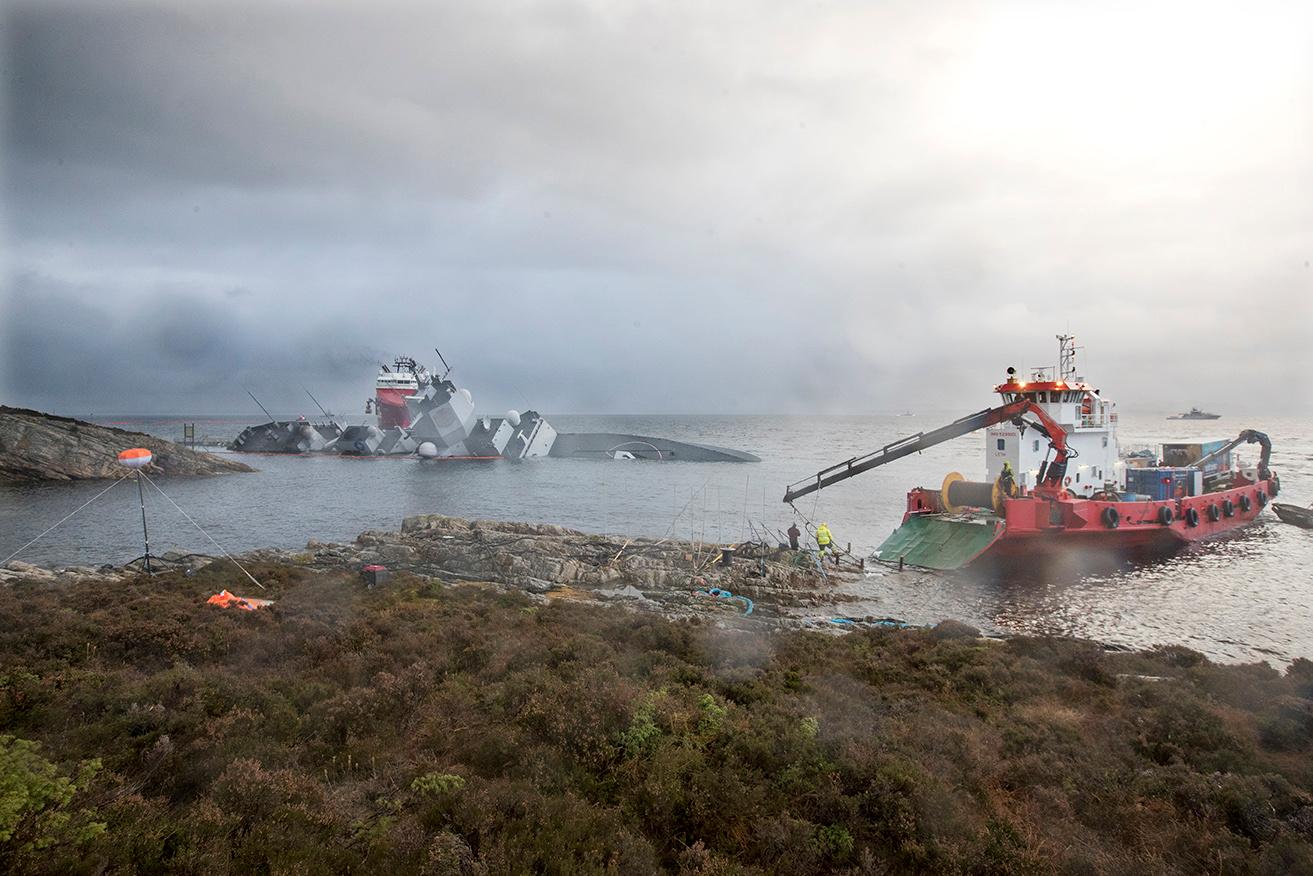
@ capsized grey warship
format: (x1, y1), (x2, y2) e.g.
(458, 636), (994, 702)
(228, 388), (345, 453)
(232, 354), (759, 462)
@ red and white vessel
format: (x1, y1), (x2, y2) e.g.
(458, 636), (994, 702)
(367, 357), (430, 430)
(784, 336), (1280, 570)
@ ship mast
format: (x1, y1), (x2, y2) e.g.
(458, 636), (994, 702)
(1056, 334), (1082, 383)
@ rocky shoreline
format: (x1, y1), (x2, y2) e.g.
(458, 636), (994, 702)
(0, 406), (253, 482)
(1, 512), (873, 627)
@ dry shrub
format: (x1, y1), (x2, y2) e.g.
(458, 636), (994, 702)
(0, 568), (1311, 874)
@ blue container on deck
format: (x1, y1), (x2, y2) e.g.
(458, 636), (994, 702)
(1124, 467), (1195, 501)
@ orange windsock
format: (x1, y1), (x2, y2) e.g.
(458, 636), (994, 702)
(117, 448), (153, 469)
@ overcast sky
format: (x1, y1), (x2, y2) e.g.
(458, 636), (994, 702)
(3, 0), (1310, 416)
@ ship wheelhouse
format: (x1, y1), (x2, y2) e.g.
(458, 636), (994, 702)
(983, 338), (1123, 498)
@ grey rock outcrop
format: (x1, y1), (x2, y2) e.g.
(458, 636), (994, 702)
(2, 512), (861, 624)
(0, 406), (254, 482)
(343, 513), (844, 616)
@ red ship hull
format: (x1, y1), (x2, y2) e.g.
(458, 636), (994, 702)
(893, 477), (1279, 570)
(375, 388), (413, 429)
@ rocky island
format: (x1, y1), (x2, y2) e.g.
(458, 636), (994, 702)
(0, 406), (253, 482)
(2, 514), (1311, 873)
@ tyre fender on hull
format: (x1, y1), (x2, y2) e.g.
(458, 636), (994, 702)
(1184, 507), (1200, 527)
(1257, 491), (1268, 507)
(1102, 506), (1120, 529)
(1158, 506), (1174, 526)
(1222, 499), (1235, 518)
(1207, 504), (1221, 522)
(1240, 494), (1252, 513)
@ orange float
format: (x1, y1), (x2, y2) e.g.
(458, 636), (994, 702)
(116, 448), (153, 469)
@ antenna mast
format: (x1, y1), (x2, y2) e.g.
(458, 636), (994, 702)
(434, 347), (452, 379)
(1056, 334), (1082, 382)
(245, 389), (276, 422)
(303, 388), (331, 417)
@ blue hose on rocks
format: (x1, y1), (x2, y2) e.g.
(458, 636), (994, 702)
(826, 617), (919, 629)
(695, 587), (754, 615)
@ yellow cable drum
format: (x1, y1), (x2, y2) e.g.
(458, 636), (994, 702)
(940, 471), (1005, 514)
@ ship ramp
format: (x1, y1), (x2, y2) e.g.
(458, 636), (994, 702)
(875, 514), (1003, 571)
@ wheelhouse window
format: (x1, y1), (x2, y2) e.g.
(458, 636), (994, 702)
(996, 438), (1006, 451)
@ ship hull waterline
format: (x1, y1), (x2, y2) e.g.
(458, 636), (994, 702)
(876, 478), (1278, 572)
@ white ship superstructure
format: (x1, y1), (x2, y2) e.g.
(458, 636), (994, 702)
(986, 335), (1121, 496)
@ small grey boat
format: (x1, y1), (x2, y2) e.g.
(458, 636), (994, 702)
(1272, 502), (1313, 529)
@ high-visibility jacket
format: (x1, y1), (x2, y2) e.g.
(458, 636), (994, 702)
(816, 524), (832, 545)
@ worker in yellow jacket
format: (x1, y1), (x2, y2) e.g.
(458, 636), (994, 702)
(815, 522), (834, 560)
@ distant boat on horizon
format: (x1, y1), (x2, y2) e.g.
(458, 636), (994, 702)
(895, 411), (916, 417)
(1168, 407), (1221, 420)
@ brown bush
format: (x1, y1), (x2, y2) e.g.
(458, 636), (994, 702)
(0, 569), (1311, 873)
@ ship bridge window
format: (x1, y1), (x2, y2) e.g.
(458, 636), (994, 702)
(1033, 439), (1040, 452)
(997, 438), (1006, 451)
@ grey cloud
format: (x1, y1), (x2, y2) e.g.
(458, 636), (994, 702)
(3, 0), (1311, 417)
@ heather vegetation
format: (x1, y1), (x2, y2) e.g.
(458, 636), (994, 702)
(1, 562), (1311, 874)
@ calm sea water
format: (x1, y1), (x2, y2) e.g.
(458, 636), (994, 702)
(2, 412), (1310, 664)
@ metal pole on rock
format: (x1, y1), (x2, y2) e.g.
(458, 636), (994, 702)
(117, 448), (155, 573)
(136, 472), (153, 573)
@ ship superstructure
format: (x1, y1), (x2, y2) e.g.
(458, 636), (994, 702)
(986, 336), (1120, 497)
(370, 357), (430, 430)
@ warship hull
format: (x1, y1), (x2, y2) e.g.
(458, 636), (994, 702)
(230, 421), (342, 454)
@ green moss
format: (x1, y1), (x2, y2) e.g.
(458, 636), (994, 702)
(411, 772), (466, 796)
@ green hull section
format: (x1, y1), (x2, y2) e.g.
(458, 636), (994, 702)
(876, 514), (1003, 571)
